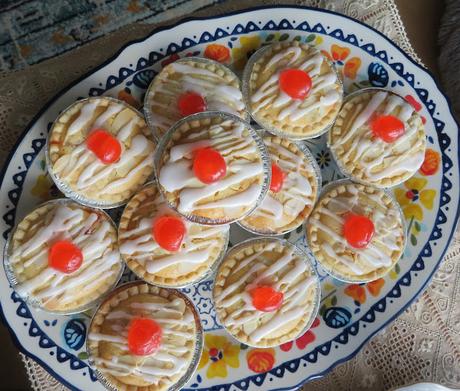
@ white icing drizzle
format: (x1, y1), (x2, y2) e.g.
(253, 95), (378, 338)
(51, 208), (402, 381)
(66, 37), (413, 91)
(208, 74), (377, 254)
(251, 46), (340, 122)
(89, 295), (195, 384)
(158, 120), (264, 215)
(247, 139), (315, 228)
(52, 100), (155, 198)
(119, 190), (229, 276)
(215, 242), (318, 344)
(309, 185), (403, 275)
(147, 60), (245, 134)
(331, 90), (425, 182)
(10, 204), (121, 307)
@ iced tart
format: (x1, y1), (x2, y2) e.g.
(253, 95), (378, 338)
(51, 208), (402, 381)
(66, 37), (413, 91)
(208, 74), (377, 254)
(87, 282), (202, 391)
(5, 199), (123, 313)
(243, 41), (343, 139)
(145, 57), (247, 138)
(306, 180), (405, 282)
(118, 183), (229, 287)
(213, 237), (320, 347)
(47, 96), (156, 207)
(328, 88), (426, 187)
(155, 112), (269, 224)
(239, 136), (320, 235)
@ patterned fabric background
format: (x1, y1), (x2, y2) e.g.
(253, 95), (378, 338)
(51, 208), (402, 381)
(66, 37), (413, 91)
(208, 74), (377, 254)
(0, 0), (222, 71)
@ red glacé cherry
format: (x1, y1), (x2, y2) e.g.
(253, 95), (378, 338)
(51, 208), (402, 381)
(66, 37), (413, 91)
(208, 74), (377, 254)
(48, 240), (83, 274)
(193, 147), (227, 184)
(127, 318), (162, 356)
(270, 162), (285, 193)
(371, 115), (405, 143)
(343, 214), (375, 248)
(251, 286), (284, 312)
(279, 69), (312, 100)
(177, 91), (207, 117)
(152, 215), (186, 252)
(86, 129), (122, 164)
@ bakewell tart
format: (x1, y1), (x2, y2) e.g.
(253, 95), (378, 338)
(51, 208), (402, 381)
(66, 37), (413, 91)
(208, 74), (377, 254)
(306, 180), (406, 282)
(47, 96), (156, 208)
(155, 112), (270, 225)
(239, 136), (320, 235)
(4, 199), (123, 313)
(328, 88), (426, 187)
(243, 41), (343, 139)
(118, 183), (229, 287)
(213, 237), (320, 347)
(87, 281), (202, 391)
(145, 57), (247, 139)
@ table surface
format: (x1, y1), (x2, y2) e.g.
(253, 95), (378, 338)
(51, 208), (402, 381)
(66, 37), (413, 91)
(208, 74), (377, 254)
(0, 0), (445, 390)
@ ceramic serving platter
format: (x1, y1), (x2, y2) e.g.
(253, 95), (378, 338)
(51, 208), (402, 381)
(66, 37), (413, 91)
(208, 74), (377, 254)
(0, 6), (458, 391)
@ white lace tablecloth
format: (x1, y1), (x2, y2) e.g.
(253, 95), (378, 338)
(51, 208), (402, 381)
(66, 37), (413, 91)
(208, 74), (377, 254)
(1, 1), (458, 390)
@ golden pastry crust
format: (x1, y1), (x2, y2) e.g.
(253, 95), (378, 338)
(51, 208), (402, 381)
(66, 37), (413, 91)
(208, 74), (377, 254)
(245, 41), (343, 139)
(328, 89), (426, 187)
(213, 238), (320, 347)
(240, 136), (320, 235)
(306, 181), (405, 282)
(156, 113), (268, 224)
(145, 57), (248, 138)
(118, 183), (229, 286)
(48, 97), (156, 206)
(6, 200), (123, 313)
(87, 282), (200, 391)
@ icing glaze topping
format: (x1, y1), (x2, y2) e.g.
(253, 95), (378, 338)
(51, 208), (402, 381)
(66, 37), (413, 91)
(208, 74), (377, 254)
(88, 283), (197, 389)
(48, 240), (83, 274)
(193, 147), (227, 184)
(146, 58), (246, 137)
(49, 97), (156, 204)
(246, 41), (343, 138)
(240, 137), (319, 235)
(329, 89), (426, 186)
(118, 184), (229, 286)
(152, 215), (186, 252)
(213, 239), (319, 347)
(8, 201), (122, 312)
(157, 115), (266, 223)
(307, 181), (405, 281)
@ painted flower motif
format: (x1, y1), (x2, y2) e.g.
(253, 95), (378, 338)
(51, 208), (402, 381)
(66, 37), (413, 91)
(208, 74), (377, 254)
(63, 318), (86, 350)
(31, 174), (60, 200)
(394, 177), (436, 221)
(344, 278), (385, 305)
(279, 318), (320, 351)
(161, 53), (180, 67)
(316, 150), (331, 168)
(405, 94), (427, 124)
(420, 148), (440, 176)
(204, 44), (231, 63)
(117, 87), (140, 109)
(367, 62), (389, 87)
(326, 44), (362, 79)
(246, 348), (275, 373)
(198, 334), (240, 378)
(232, 35), (261, 70)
